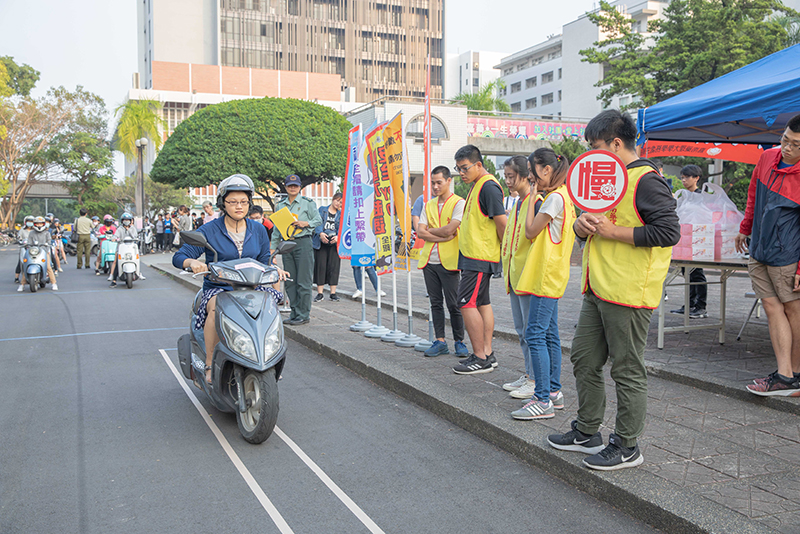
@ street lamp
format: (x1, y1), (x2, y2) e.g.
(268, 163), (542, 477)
(134, 137), (148, 218)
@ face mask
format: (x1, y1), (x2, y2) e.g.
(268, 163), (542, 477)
(26, 222), (33, 228)
(123, 220), (131, 227)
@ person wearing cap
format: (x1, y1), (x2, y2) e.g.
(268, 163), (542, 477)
(270, 174), (321, 325)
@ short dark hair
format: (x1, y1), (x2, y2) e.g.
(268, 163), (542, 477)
(787, 113), (800, 133)
(585, 109), (638, 151)
(79, 208), (87, 216)
(249, 205), (264, 216)
(681, 164), (702, 178)
(504, 156), (529, 178)
(650, 158), (663, 172)
(454, 144), (482, 164)
(431, 165), (451, 179)
(332, 192), (343, 201)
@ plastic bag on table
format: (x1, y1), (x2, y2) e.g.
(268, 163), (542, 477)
(701, 182), (744, 229)
(675, 188), (714, 225)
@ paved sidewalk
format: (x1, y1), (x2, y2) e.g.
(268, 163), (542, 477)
(144, 252), (800, 533)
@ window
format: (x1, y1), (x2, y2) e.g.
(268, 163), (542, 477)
(261, 23), (267, 37)
(516, 61), (528, 71)
(558, 90), (562, 102)
(510, 102), (521, 112)
(503, 68), (513, 76)
(525, 76), (537, 89)
(525, 97), (537, 109)
(542, 71), (554, 84)
(558, 68), (562, 79)
(473, 78), (479, 87)
(406, 114), (449, 144)
(510, 82), (521, 93)
(542, 93), (554, 105)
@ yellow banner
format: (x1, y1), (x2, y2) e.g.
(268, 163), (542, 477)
(365, 123), (393, 275)
(383, 112), (413, 271)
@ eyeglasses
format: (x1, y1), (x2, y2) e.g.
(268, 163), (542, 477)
(453, 161), (478, 174)
(780, 135), (800, 151)
(224, 200), (249, 207)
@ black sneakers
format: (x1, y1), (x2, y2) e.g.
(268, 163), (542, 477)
(485, 351), (498, 368)
(547, 420), (604, 454)
(314, 293), (324, 302)
(453, 354), (493, 375)
(582, 433), (643, 471)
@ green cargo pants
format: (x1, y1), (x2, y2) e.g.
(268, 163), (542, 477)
(282, 235), (314, 321)
(571, 290), (652, 448)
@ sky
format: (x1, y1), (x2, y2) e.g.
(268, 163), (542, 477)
(0, 0), (596, 177)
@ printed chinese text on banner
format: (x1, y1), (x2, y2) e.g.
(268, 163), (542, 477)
(365, 122), (393, 275)
(338, 124), (361, 260)
(350, 132), (376, 267)
(383, 112), (412, 271)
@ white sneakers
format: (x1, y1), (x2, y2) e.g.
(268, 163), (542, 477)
(502, 374), (529, 392)
(352, 289), (363, 299)
(17, 285), (23, 292)
(510, 380), (537, 399)
(52, 284), (58, 291)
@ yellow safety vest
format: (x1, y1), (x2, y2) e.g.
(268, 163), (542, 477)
(516, 186), (576, 298)
(501, 192), (534, 294)
(418, 194), (463, 271)
(460, 174), (502, 263)
(581, 164), (673, 309)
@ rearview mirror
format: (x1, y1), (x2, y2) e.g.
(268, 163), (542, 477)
(276, 240), (297, 255)
(180, 230), (208, 248)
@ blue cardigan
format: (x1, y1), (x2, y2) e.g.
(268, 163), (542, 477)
(312, 205), (341, 250)
(172, 217), (272, 291)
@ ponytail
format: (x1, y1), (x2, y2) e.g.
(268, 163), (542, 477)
(528, 148), (570, 193)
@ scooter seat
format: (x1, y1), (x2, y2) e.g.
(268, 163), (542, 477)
(193, 289), (204, 315)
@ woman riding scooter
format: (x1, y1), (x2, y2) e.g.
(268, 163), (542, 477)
(173, 174), (288, 384)
(18, 216), (58, 292)
(15, 215), (35, 284)
(95, 215), (116, 275)
(109, 213), (146, 287)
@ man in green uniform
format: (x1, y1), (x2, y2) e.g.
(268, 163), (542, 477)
(271, 174), (322, 325)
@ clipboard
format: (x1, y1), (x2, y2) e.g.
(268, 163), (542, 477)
(269, 207), (301, 239)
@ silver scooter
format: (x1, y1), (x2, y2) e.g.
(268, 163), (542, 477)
(176, 230), (295, 444)
(21, 240), (51, 293)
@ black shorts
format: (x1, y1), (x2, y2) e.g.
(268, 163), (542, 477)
(457, 270), (491, 309)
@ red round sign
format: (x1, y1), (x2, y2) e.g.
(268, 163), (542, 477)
(566, 150), (629, 213)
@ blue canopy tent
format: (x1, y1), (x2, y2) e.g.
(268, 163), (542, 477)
(637, 43), (800, 145)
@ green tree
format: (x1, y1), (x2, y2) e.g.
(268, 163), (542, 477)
(772, 13), (800, 46)
(549, 136), (588, 162)
(0, 57), (40, 97)
(453, 157), (506, 199)
(112, 99), (166, 160)
(451, 80), (511, 113)
(150, 98), (352, 208)
(581, 0), (793, 110)
(0, 62), (11, 99)
(101, 175), (191, 219)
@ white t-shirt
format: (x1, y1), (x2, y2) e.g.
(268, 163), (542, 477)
(539, 192), (565, 243)
(419, 197), (465, 264)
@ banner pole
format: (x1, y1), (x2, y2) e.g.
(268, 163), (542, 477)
(396, 263), (422, 347)
(364, 273), (389, 337)
(350, 267), (373, 332)
(382, 209), (405, 342)
(415, 300), (434, 351)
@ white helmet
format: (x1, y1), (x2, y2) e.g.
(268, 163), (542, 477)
(216, 174), (254, 211)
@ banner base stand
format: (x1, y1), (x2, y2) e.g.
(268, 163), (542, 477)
(414, 339), (433, 352)
(350, 321), (374, 332)
(395, 333), (422, 348)
(364, 325), (391, 338)
(381, 329), (405, 342)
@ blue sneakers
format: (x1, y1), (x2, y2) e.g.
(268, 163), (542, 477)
(424, 340), (450, 357)
(454, 341), (469, 356)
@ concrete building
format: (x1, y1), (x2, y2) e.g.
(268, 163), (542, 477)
(137, 0), (445, 103)
(445, 50), (507, 100)
(496, 0), (669, 121)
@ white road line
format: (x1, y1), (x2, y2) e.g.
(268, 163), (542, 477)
(0, 327), (184, 343)
(158, 350), (294, 534)
(274, 427), (387, 534)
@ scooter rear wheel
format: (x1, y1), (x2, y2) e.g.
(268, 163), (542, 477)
(236, 368), (279, 444)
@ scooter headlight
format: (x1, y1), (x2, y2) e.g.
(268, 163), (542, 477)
(29, 246), (40, 256)
(259, 269), (280, 285)
(125, 253), (133, 260)
(212, 266), (245, 283)
(263, 314), (283, 359)
(220, 312), (257, 362)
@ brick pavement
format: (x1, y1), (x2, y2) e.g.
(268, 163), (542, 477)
(145, 253), (800, 533)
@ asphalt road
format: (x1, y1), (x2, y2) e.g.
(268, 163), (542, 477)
(0, 247), (656, 533)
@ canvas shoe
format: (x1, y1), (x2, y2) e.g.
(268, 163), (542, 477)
(52, 284), (58, 291)
(509, 380), (536, 399)
(511, 399), (554, 420)
(453, 354), (493, 375)
(746, 373), (800, 397)
(17, 285), (24, 292)
(502, 374), (528, 392)
(583, 433), (643, 471)
(547, 420), (604, 455)
(351, 289), (363, 299)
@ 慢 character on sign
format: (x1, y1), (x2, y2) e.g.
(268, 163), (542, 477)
(578, 161), (618, 201)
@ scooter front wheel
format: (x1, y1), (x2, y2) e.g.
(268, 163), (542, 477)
(236, 368), (279, 444)
(126, 273), (133, 289)
(29, 273), (39, 293)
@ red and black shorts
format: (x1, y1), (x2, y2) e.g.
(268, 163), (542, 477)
(457, 270), (491, 309)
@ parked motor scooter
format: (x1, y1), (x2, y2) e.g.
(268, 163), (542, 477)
(21, 240), (51, 293)
(116, 236), (140, 289)
(99, 231), (116, 274)
(63, 231), (77, 256)
(176, 230), (295, 444)
(140, 225), (154, 255)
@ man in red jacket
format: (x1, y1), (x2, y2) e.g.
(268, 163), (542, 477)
(736, 113), (800, 397)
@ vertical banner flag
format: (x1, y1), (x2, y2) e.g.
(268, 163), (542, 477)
(365, 122), (393, 275)
(338, 124), (361, 260)
(383, 112), (412, 271)
(350, 130), (377, 267)
(423, 54), (432, 203)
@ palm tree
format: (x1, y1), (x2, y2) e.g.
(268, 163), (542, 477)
(451, 80), (511, 113)
(112, 99), (166, 159)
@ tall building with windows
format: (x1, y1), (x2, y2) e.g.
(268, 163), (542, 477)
(494, 36), (563, 118)
(444, 50), (507, 99)
(138, 0), (445, 102)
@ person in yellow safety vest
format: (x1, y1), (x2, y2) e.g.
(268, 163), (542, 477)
(416, 166), (468, 357)
(500, 156), (541, 396)
(546, 110), (680, 471)
(510, 148), (576, 422)
(451, 145), (508, 375)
